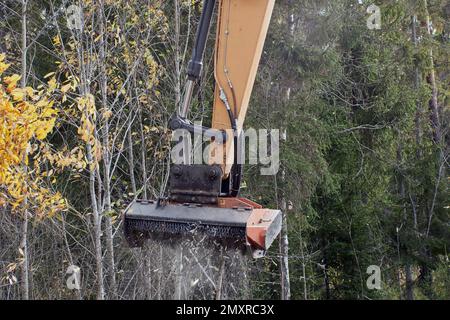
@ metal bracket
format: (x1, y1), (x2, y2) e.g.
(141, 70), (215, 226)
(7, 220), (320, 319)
(169, 115), (227, 143)
(169, 164), (223, 204)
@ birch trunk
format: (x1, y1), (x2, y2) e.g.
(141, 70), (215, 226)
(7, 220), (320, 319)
(75, 14), (105, 298)
(174, 0), (182, 108)
(143, 244), (152, 299)
(127, 128), (137, 195)
(98, 0), (117, 299)
(174, 245), (183, 300)
(138, 109), (148, 200)
(280, 197), (291, 300)
(172, 1), (183, 301)
(20, 0), (29, 300)
(215, 251), (226, 300)
(279, 118), (290, 300)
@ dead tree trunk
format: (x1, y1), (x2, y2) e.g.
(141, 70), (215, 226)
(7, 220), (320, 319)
(412, 15), (422, 155)
(423, 0), (441, 144)
(396, 136), (414, 300)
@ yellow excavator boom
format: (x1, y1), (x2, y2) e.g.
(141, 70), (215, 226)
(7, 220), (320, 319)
(211, 0), (275, 177)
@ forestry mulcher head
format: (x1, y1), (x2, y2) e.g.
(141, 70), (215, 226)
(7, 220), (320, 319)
(123, 165), (282, 258)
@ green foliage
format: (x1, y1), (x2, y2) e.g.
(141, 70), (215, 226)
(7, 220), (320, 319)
(247, 0), (449, 300)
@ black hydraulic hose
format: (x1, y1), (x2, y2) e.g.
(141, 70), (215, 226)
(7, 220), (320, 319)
(219, 89), (241, 196)
(231, 134), (242, 196)
(229, 89), (242, 196)
(224, 108), (241, 196)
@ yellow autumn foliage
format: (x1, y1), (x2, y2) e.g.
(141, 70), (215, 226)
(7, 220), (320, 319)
(0, 54), (65, 217)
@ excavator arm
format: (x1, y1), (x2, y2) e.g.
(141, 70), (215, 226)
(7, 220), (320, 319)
(124, 0), (281, 258)
(170, 0), (275, 195)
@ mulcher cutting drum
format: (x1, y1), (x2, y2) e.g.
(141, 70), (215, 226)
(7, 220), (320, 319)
(123, 199), (282, 258)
